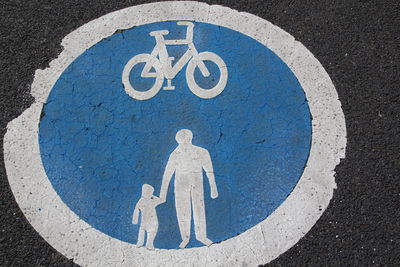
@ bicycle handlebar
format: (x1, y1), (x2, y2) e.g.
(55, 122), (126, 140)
(177, 21), (194, 43)
(177, 21), (194, 27)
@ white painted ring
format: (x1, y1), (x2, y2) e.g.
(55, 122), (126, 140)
(3, 1), (346, 266)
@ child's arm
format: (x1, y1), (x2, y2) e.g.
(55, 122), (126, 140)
(132, 203), (140, 224)
(152, 196), (162, 205)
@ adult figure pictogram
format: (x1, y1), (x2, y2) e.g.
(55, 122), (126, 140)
(159, 129), (218, 248)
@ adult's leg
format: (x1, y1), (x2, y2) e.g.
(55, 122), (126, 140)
(175, 184), (191, 248)
(192, 179), (212, 246)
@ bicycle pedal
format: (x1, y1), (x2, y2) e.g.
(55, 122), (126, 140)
(163, 86), (175, 90)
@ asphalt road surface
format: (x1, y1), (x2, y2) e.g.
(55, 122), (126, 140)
(1, 0), (399, 266)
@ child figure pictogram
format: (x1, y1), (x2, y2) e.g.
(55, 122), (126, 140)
(132, 184), (161, 250)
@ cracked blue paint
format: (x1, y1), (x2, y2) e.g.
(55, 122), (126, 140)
(39, 21), (311, 249)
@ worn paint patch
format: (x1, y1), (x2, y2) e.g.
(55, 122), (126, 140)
(38, 21), (311, 249)
(3, 2), (346, 266)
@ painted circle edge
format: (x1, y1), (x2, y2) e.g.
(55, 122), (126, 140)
(3, 1), (346, 266)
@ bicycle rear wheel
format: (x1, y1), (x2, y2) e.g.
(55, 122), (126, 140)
(122, 54), (163, 100)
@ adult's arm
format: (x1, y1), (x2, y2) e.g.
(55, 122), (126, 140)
(203, 150), (218, 199)
(159, 153), (176, 203)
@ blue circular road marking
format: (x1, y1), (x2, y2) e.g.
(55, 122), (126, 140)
(39, 21), (311, 249)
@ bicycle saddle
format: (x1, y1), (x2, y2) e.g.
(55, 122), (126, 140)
(149, 30), (169, 36)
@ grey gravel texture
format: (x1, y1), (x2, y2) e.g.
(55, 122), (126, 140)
(0, 0), (399, 266)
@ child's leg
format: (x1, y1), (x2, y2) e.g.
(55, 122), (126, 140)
(146, 230), (157, 250)
(137, 227), (145, 247)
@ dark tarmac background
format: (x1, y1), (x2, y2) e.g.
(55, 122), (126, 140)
(0, 0), (399, 266)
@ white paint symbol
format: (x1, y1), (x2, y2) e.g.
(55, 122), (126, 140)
(132, 184), (161, 250)
(132, 130), (218, 249)
(122, 21), (228, 100)
(159, 129), (218, 249)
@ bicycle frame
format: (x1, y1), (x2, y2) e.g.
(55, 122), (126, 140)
(141, 23), (209, 82)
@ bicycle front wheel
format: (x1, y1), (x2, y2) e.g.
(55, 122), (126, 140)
(186, 52), (228, 99)
(122, 54), (163, 100)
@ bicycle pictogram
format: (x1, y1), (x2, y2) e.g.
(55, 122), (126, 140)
(122, 21), (228, 100)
